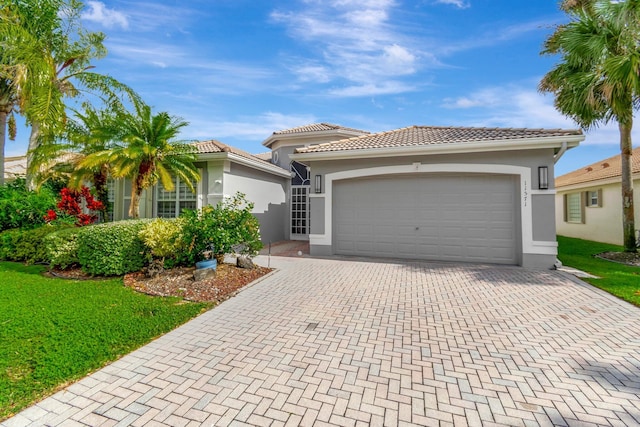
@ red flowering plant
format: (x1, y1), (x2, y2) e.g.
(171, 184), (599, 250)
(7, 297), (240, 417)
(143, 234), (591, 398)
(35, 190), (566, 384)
(44, 186), (104, 227)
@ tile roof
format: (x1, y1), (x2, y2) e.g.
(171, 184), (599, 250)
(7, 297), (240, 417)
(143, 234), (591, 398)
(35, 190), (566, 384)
(253, 152), (272, 161)
(4, 156), (26, 179)
(295, 125), (583, 154)
(556, 147), (640, 187)
(193, 140), (273, 165)
(272, 122), (369, 135)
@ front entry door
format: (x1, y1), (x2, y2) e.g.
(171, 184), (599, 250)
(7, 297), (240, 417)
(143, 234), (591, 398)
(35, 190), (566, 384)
(291, 186), (310, 240)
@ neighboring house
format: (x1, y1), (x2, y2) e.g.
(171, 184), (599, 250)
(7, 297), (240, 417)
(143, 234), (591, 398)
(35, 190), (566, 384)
(4, 123), (585, 269)
(555, 147), (640, 246)
(4, 156), (27, 181)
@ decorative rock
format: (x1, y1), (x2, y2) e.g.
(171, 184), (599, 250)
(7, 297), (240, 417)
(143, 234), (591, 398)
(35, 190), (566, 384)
(237, 255), (255, 269)
(194, 268), (216, 281)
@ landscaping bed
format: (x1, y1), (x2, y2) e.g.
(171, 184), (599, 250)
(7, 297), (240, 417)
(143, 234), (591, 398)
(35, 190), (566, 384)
(123, 263), (273, 303)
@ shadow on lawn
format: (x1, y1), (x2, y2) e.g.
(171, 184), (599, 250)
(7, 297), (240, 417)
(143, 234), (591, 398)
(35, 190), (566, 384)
(0, 261), (48, 275)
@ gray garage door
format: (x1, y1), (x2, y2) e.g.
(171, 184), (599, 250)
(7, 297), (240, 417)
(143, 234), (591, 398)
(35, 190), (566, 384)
(333, 173), (518, 264)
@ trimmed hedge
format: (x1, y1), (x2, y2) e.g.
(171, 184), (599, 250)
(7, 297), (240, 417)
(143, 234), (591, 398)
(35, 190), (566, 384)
(77, 220), (152, 276)
(45, 227), (83, 270)
(0, 226), (70, 264)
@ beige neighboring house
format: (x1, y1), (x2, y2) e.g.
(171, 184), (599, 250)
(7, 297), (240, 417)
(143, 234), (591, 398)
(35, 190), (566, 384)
(555, 147), (640, 245)
(3, 156), (27, 181)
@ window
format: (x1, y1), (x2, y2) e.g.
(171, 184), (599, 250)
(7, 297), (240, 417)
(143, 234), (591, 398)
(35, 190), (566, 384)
(157, 176), (197, 218)
(587, 190), (602, 207)
(565, 193), (584, 224)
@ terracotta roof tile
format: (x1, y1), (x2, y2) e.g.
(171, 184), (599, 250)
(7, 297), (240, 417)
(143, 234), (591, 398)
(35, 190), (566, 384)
(272, 122), (369, 135)
(193, 140), (272, 164)
(556, 147), (640, 187)
(295, 125), (583, 153)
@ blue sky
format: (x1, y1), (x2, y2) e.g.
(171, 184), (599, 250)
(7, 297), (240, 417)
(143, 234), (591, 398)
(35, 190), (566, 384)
(7, 0), (632, 175)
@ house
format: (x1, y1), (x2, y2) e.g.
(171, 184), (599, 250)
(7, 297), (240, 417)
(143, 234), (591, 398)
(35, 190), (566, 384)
(108, 139), (291, 244)
(289, 125), (583, 269)
(555, 147), (640, 246)
(4, 123), (584, 269)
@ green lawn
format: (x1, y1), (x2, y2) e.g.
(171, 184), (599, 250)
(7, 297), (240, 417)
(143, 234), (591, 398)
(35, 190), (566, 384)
(0, 262), (211, 421)
(557, 236), (640, 307)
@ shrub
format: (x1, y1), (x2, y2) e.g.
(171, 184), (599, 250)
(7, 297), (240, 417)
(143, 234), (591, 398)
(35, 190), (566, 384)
(45, 227), (83, 269)
(178, 193), (262, 265)
(44, 186), (103, 227)
(0, 179), (58, 231)
(139, 218), (184, 266)
(77, 220), (151, 276)
(0, 225), (70, 264)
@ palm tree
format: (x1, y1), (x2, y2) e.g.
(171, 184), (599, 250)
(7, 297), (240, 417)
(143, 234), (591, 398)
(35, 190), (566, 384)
(0, 79), (16, 186)
(79, 100), (200, 218)
(540, 0), (640, 252)
(0, 0), (134, 189)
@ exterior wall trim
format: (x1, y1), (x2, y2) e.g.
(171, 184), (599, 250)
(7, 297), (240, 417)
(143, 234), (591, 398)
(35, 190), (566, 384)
(309, 163), (554, 260)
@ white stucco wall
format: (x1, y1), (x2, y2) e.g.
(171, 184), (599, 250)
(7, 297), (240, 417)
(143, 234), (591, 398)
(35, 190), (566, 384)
(556, 179), (640, 245)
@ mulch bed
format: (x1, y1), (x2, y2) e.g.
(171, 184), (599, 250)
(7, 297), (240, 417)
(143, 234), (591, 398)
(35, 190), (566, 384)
(48, 264), (273, 303)
(596, 251), (640, 267)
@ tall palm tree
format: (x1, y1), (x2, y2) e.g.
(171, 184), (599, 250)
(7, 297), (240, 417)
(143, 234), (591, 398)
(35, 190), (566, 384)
(0, 79), (16, 186)
(79, 100), (200, 218)
(0, 0), (133, 189)
(540, 0), (640, 252)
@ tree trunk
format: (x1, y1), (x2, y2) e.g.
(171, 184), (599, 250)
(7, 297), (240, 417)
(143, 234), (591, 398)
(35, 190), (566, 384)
(26, 121), (41, 191)
(619, 120), (636, 252)
(0, 110), (6, 186)
(128, 183), (141, 219)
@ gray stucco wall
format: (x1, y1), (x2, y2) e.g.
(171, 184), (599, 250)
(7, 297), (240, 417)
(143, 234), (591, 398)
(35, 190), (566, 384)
(303, 147), (558, 269)
(225, 162), (288, 244)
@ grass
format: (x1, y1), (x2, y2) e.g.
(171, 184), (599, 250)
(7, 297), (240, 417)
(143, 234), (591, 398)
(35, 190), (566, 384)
(557, 235), (640, 307)
(0, 262), (211, 421)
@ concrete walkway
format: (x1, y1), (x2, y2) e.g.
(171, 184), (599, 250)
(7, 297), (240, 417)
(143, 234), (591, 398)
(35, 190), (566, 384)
(3, 256), (640, 426)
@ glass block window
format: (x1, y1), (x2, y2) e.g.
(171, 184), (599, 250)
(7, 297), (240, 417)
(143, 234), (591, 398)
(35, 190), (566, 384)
(566, 193), (583, 223)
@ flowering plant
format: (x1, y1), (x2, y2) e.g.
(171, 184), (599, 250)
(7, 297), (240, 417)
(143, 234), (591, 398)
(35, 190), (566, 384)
(44, 186), (104, 226)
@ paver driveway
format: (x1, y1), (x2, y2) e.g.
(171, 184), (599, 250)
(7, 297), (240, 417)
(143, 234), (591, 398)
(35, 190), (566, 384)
(4, 256), (640, 427)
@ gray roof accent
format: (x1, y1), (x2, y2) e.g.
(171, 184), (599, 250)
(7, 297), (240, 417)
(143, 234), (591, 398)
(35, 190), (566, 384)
(295, 125), (583, 154)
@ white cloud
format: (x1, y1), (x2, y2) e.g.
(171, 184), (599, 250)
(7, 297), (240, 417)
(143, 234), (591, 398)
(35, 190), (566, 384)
(271, 1), (421, 97)
(81, 1), (128, 29)
(434, 0), (470, 9)
(440, 84), (635, 147)
(183, 112), (318, 144)
(329, 81), (415, 97)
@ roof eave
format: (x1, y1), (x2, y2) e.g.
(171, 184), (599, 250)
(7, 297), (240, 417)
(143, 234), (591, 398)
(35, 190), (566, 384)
(290, 134), (584, 162)
(197, 152), (291, 178)
(556, 171), (640, 190)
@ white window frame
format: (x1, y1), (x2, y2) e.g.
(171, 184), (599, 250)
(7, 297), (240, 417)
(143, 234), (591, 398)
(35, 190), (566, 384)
(587, 189), (602, 208)
(156, 176), (199, 218)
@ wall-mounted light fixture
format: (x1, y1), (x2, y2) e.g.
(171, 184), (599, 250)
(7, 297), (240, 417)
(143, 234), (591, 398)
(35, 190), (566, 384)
(538, 166), (549, 190)
(315, 175), (322, 193)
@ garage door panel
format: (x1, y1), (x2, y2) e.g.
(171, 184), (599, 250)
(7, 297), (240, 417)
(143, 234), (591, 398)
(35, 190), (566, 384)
(333, 173), (518, 264)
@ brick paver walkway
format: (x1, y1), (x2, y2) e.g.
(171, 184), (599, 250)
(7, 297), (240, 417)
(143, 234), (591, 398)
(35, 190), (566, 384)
(3, 257), (640, 426)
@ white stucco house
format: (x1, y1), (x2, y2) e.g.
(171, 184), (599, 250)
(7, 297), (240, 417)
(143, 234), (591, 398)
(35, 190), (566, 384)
(555, 147), (640, 246)
(5, 123), (585, 269)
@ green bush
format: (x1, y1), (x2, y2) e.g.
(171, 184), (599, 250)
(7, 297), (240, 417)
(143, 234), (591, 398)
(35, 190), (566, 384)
(0, 179), (58, 231)
(178, 193), (262, 265)
(0, 226), (69, 264)
(45, 227), (83, 269)
(77, 220), (151, 276)
(139, 218), (184, 268)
